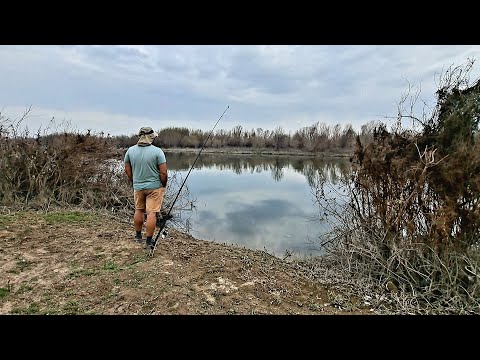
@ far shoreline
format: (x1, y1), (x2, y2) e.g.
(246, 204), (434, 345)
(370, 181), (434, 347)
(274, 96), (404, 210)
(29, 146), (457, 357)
(161, 147), (353, 158)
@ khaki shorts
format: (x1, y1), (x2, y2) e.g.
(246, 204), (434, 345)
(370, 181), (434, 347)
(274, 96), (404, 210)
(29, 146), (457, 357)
(134, 188), (165, 214)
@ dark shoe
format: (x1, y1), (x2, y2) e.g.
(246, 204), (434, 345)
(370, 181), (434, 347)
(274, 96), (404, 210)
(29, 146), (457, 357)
(134, 235), (143, 243)
(145, 238), (154, 250)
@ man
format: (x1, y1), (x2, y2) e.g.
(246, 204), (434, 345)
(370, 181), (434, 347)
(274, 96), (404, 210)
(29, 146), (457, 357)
(124, 127), (167, 249)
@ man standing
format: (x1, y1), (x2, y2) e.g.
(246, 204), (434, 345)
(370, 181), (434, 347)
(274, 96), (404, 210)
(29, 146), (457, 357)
(124, 127), (167, 249)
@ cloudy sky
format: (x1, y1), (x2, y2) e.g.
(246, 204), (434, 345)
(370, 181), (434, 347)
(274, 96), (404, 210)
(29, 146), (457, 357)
(1, 45), (479, 136)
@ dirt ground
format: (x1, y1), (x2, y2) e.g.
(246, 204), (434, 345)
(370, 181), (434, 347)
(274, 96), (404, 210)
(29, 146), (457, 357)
(0, 210), (373, 315)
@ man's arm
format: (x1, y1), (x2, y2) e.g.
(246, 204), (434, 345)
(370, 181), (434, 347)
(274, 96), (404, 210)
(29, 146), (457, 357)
(125, 162), (133, 185)
(159, 162), (168, 188)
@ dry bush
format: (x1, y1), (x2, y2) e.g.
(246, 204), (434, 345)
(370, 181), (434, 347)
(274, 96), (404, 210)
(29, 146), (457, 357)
(314, 60), (480, 314)
(0, 110), (193, 229)
(0, 110), (124, 210)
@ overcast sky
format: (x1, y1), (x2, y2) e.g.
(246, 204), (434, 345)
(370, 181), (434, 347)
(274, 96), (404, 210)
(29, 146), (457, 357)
(1, 45), (479, 136)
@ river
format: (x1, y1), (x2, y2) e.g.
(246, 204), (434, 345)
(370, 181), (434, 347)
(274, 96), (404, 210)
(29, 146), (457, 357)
(164, 152), (351, 259)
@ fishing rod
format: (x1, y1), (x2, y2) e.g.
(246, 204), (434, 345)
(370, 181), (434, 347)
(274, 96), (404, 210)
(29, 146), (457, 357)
(149, 105), (230, 256)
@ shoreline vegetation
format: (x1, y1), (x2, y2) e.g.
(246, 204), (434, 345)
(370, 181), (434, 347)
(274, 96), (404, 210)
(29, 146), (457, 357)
(162, 147), (353, 158)
(1, 60), (479, 314)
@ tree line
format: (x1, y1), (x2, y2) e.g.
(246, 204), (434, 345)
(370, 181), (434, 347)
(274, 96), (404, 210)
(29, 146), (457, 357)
(111, 121), (383, 154)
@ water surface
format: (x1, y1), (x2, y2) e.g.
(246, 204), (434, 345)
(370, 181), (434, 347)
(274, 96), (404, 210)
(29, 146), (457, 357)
(165, 152), (351, 258)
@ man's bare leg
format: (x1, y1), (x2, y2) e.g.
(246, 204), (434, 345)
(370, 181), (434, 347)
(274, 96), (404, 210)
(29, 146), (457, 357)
(134, 210), (144, 233)
(145, 212), (157, 237)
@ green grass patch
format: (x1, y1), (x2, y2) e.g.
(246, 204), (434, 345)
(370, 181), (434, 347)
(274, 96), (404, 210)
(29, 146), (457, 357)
(130, 253), (149, 266)
(44, 211), (94, 225)
(16, 260), (31, 272)
(68, 268), (97, 279)
(0, 211), (32, 226)
(16, 285), (33, 294)
(43, 292), (54, 302)
(103, 260), (120, 271)
(0, 288), (10, 298)
(11, 303), (40, 314)
(63, 300), (81, 314)
(0, 215), (13, 227)
(7, 259), (32, 274)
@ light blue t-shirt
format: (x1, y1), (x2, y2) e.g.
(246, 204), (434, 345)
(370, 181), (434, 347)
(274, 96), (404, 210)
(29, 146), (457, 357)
(124, 145), (166, 190)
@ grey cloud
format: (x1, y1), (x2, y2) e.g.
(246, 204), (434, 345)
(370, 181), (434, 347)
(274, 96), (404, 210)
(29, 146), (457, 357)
(1, 45), (480, 135)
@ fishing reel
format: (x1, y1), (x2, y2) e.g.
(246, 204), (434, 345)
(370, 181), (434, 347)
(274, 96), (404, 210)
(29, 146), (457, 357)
(161, 228), (169, 239)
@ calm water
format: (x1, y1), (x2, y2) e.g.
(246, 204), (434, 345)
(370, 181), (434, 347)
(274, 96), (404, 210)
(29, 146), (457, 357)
(164, 152), (351, 258)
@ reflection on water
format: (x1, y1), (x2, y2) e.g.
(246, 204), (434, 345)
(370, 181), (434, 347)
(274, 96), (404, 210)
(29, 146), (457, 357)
(164, 152), (351, 258)
(167, 152), (352, 186)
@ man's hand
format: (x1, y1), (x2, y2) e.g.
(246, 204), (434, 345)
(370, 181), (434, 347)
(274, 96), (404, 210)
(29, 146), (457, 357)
(125, 163), (133, 185)
(159, 162), (168, 188)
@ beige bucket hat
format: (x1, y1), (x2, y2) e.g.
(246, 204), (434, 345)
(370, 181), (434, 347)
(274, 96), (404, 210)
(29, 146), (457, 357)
(137, 126), (158, 146)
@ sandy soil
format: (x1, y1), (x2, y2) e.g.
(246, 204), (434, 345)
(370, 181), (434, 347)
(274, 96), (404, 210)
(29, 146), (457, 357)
(0, 210), (372, 315)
